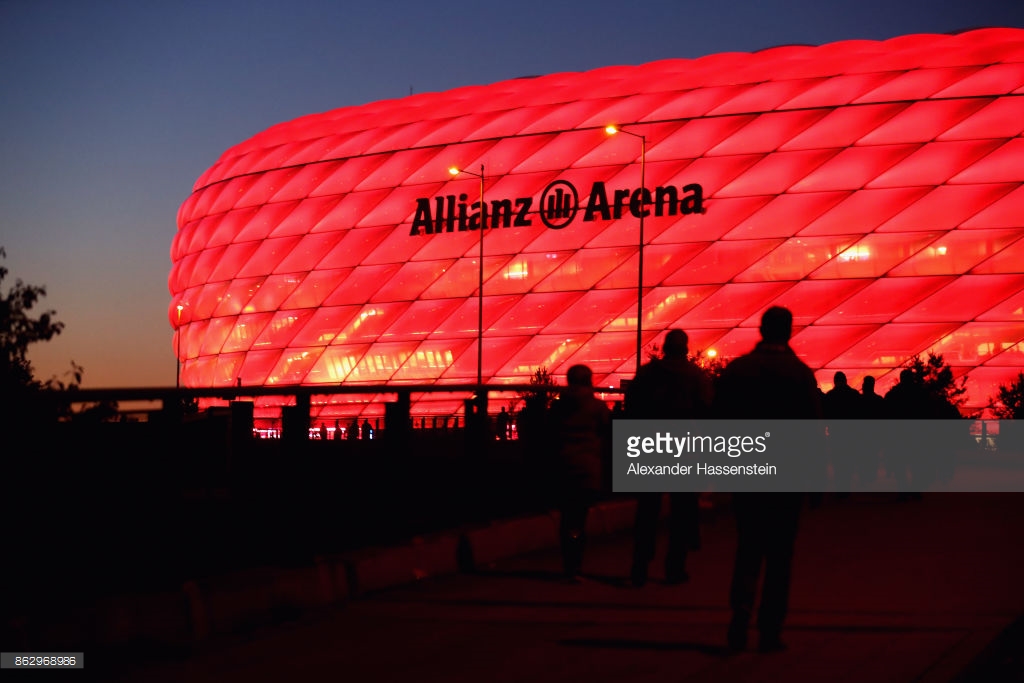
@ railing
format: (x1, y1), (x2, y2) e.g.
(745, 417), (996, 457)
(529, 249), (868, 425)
(45, 382), (627, 441)
(37, 383), (1020, 452)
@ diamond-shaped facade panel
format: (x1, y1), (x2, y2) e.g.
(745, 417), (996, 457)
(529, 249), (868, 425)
(171, 28), (1024, 422)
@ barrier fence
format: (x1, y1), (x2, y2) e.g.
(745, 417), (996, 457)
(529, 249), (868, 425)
(47, 382), (625, 441)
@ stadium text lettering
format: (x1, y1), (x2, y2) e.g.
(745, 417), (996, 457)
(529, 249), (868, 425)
(409, 180), (704, 236)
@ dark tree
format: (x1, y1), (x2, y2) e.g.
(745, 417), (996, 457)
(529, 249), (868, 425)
(515, 366), (559, 447)
(0, 247), (66, 390)
(992, 371), (1024, 420)
(525, 365), (558, 408)
(903, 352), (968, 412)
(690, 349), (727, 382)
(0, 248), (86, 427)
(647, 340), (725, 382)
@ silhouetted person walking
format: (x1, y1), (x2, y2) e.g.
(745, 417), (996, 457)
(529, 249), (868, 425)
(823, 371), (861, 494)
(884, 367), (961, 495)
(548, 364), (611, 580)
(496, 406), (510, 441)
(859, 376), (886, 483)
(714, 306), (822, 653)
(625, 329), (711, 586)
(361, 419), (373, 440)
(884, 369), (928, 498)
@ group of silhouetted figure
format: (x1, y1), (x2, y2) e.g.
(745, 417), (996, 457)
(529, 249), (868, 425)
(543, 305), (961, 654)
(823, 364), (962, 498)
(316, 418), (374, 440)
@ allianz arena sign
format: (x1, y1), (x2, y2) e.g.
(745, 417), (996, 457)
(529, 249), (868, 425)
(410, 180), (706, 234)
(171, 28), (1024, 421)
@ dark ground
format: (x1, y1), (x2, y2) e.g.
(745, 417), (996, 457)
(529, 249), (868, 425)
(100, 492), (1024, 682)
(4, 419), (1024, 681)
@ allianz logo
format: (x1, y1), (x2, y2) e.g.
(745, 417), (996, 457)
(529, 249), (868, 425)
(409, 180), (705, 236)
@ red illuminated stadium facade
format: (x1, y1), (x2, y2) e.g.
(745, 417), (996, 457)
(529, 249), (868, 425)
(170, 28), (1024, 424)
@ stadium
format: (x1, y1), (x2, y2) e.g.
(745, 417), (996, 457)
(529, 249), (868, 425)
(170, 27), (1024, 426)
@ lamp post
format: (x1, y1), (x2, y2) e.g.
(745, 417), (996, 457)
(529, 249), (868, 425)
(448, 164), (486, 387)
(175, 304), (184, 389)
(606, 125), (646, 374)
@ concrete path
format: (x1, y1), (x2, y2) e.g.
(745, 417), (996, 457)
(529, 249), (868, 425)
(109, 493), (1024, 682)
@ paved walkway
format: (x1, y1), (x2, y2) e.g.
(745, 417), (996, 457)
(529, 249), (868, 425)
(107, 492), (1024, 682)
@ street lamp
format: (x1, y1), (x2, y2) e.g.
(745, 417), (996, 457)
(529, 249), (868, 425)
(605, 124), (646, 374)
(175, 304), (184, 388)
(448, 164), (486, 387)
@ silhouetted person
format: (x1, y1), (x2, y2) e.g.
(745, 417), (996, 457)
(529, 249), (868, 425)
(823, 371), (861, 494)
(714, 306), (822, 653)
(334, 418), (342, 440)
(625, 329), (711, 586)
(860, 376), (886, 418)
(548, 364), (611, 580)
(884, 369), (931, 419)
(884, 368), (961, 495)
(319, 421), (328, 441)
(859, 376), (886, 483)
(361, 419), (373, 440)
(884, 369), (928, 497)
(348, 418), (359, 440)
(496, 407), (510, 441)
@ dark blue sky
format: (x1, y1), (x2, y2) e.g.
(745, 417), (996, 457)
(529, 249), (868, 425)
(2, 0), (1022, 387)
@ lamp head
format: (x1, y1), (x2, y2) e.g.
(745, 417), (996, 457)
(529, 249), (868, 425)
(448, 166), (460, 176)
(605, 125), (619, 135)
